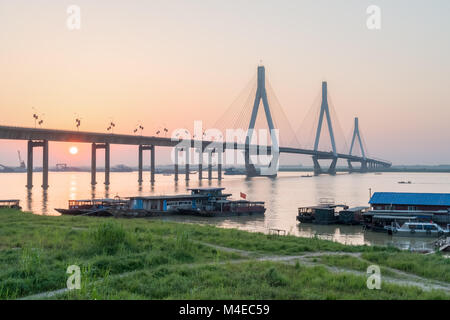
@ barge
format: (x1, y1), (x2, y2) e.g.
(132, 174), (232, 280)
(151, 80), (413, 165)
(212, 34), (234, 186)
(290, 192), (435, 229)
(55, 198), (129, 216)
(126, 187), (265, 217)
(297, 201), (350, 225)
(55, 188), (266, 218)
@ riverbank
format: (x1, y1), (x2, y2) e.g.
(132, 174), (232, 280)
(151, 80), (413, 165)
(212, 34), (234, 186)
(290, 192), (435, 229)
(0, 208), (449, 299)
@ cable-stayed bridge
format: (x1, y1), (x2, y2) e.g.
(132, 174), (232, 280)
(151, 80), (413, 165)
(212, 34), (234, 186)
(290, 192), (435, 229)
(0, 65), (391, 188)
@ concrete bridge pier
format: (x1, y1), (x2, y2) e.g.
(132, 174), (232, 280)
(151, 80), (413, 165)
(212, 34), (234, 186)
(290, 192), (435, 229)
(91, 143), (110, 186)
(174, 147), (179, 181)
(138, 145), (155, 183)
(360, 160), (368, 173)
(312, 156), (337, 175)
(208, 151), (213, 180)
(312, 156), (322, 175)
(217, 149), (222, 180)
(26, 140), (33, 188)
(42, 140), (49, 189)
(185, 147), (190, 181)
(197, 147), (203, 180)
(91, 143), (97, 185)
(347, 160), (354, 173)
(26, 139), (49, 189)
(245, 146), (258, 177)
(150, 145), (155, 183)
(328, 157), (337, 175)
(104, 143), (110, 185)
(138, 145), (143, 183)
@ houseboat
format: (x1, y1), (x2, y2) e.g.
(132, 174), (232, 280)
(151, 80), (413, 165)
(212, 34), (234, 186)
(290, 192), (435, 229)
(297, 202), (349, 225)
(0, 199), (21, 210)
(338, 206), (369, 225)
(125, 187), (265, 217)
(363, 192), (450, 232)
(55, 198), (129, 216)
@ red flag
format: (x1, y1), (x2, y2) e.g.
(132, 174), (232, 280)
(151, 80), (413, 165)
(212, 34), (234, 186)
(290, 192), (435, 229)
(240, 192), (247, 199)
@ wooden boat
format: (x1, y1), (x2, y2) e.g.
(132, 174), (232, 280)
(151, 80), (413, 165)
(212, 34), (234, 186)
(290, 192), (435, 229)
(338, 206), (369, 225)
(0, 199), (21, 210)
(177, 200), (266, 217)
(55, 198), (129, 216)
(297, 203), (349, 225)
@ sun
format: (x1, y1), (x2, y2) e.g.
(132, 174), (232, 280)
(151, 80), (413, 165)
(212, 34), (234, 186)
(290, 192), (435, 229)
(69, 146), (78, 155)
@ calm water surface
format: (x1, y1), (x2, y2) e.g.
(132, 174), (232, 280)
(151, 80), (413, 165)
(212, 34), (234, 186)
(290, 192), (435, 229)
(2, 171), (450, 250)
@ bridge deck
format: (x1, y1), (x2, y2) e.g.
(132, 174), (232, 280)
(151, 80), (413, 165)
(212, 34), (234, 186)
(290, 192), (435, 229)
(0, 125), (391, 167)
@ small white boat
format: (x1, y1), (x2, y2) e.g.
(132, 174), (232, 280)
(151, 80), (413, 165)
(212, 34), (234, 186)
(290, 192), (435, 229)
(387, 222), (450, 237)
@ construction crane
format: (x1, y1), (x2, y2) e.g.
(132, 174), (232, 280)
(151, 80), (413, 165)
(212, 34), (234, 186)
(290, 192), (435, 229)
(17, 151), (25, 169)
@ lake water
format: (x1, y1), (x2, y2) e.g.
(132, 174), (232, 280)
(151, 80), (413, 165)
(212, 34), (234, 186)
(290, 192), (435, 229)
(2, 171), (450, 250)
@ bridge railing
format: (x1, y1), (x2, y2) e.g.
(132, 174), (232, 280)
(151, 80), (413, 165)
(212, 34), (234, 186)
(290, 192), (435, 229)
(368, 157), (392, 166)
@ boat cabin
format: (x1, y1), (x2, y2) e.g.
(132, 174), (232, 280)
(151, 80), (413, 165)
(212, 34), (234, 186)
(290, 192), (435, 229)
(0, 199), (21, 209)
(297, 204), (349, 224)
(339, 206), (369, 225)
(129, 194), (209, 211)
(128, 187), (264, 214)
(68, 198), (128, 210)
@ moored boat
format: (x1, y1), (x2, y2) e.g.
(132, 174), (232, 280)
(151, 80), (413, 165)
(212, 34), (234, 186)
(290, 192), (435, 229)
(387, 222), (450, 237)
(59, 188), (266, 218)
(0, 199), (21, 210)
(55, 198), (129, 216)
(297, 202), (349, 225)
(127, 187), (265, 217)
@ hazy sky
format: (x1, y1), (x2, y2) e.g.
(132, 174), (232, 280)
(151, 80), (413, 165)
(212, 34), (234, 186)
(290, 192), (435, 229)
(0, 0), (449, 166)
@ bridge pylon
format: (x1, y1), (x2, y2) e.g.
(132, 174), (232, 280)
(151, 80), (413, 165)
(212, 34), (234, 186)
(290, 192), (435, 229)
(245, 65), (279, 177)
(347, 117), (368, 173)
(312, 81), (338, 175)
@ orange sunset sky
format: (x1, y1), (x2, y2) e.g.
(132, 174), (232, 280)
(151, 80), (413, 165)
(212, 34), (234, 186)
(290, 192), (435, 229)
(0, 0), (449, 167)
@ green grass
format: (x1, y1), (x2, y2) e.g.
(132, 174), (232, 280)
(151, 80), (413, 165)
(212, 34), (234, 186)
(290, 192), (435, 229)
(362, 251), (450, 283)
(55, 262), (447, 300)
(314, 254), (398, 278)
(0, 208), (449, 300)
(0, 209), (239, 299)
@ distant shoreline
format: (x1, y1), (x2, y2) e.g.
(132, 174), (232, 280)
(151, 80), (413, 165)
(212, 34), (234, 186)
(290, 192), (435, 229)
(2, 167), (450, 173)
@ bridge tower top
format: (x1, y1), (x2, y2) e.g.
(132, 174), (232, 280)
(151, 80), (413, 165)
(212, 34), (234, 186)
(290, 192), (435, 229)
(246, 65), (277, 148)
(314, 81), (337, 156)
(349, 117), (366, 159)
(245, 65), (279, 176)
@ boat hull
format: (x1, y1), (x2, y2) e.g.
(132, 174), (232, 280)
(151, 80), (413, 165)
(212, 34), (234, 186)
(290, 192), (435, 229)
(55, 208), (113, 216)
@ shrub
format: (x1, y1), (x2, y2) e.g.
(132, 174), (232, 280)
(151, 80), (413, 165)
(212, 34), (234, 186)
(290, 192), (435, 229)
(265, 267), (288, 287)
(89, 221), (134, 255)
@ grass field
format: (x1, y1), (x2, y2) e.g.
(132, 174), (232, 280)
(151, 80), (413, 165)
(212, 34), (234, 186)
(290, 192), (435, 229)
(0, 209), (449, 300)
